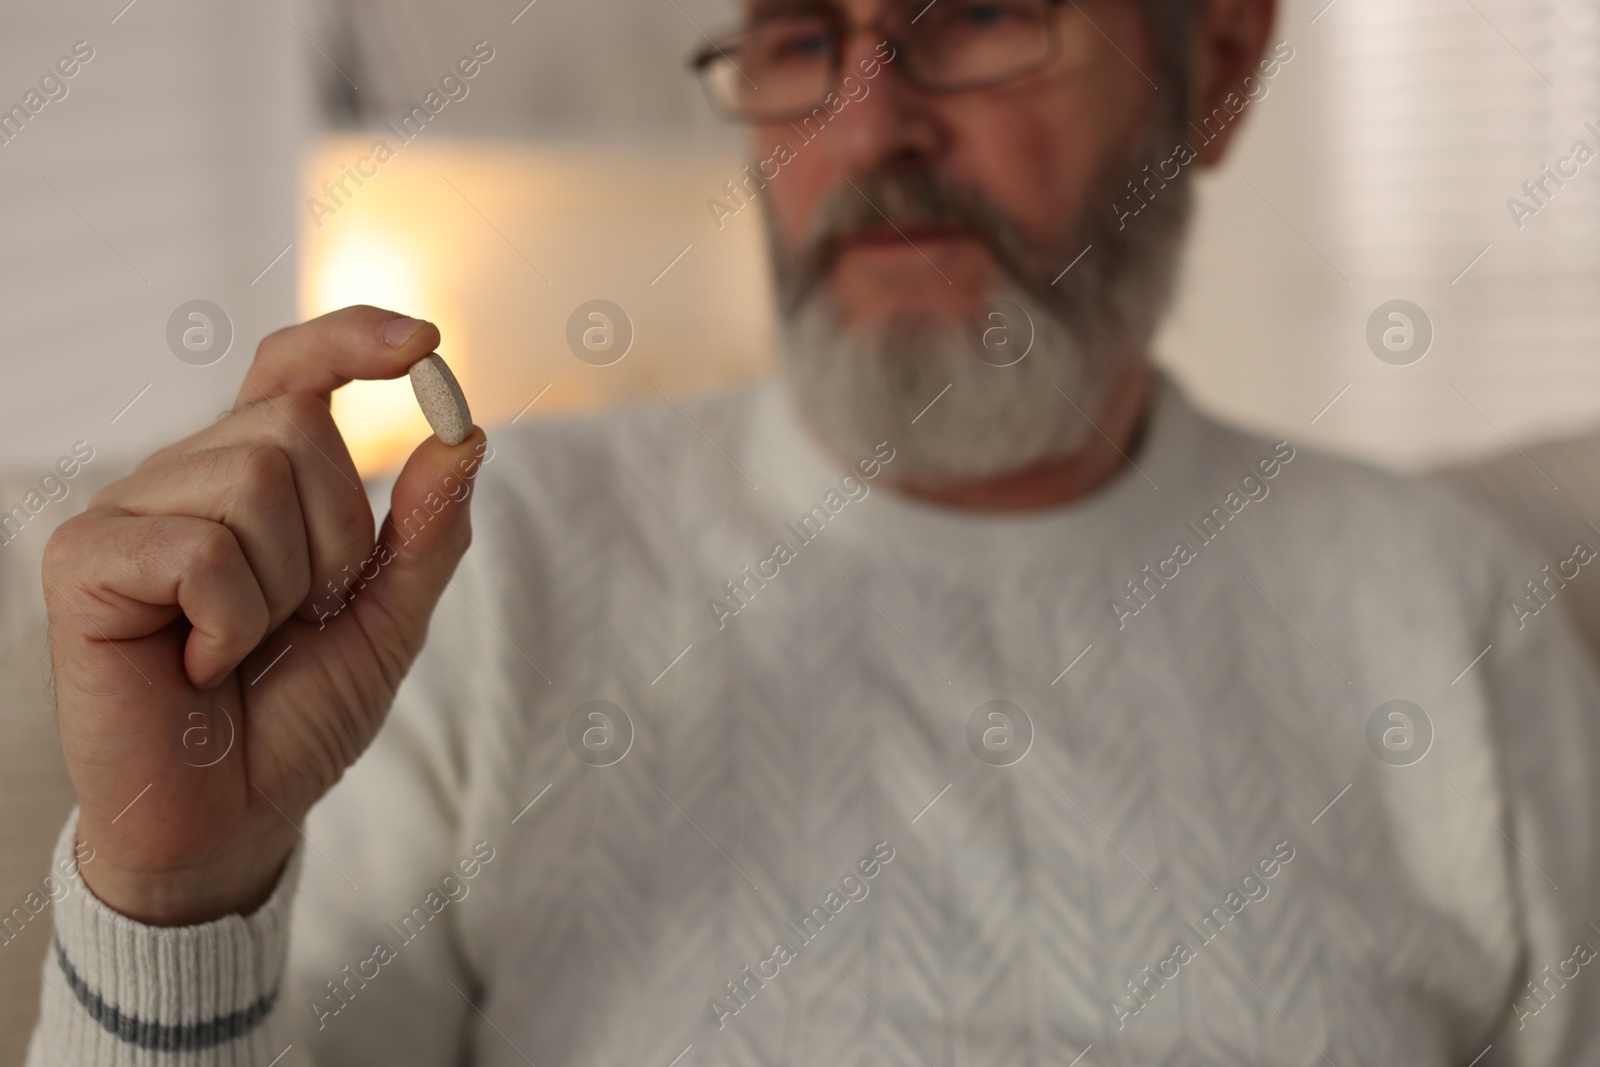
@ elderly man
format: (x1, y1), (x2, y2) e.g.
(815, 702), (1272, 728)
(28, 0), (1600, 1063)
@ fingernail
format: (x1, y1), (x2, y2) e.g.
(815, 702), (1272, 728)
(384, 316), (425, 347)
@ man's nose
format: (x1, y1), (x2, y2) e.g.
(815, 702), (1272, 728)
(820, 38), (948, 173)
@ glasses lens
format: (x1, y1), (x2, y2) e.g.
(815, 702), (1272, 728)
(702, 15), (836, 120)
(905, 0), (1053, 89)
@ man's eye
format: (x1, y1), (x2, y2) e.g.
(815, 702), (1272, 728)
(957, 3), (1011, 26)
(763, 26), (833, 63)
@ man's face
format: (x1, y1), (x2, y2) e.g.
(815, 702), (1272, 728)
(739, 0), (1196, 487)
(753, 0), (1159, 331)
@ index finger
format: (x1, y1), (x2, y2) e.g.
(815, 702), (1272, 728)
(234, 305), (443, 408)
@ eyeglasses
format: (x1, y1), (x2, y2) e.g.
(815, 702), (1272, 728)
(689, 0), (1072, 123)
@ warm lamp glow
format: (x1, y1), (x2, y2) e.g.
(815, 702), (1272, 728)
(311, 233), (424, 318)
(310, 233), (437, 476)
(299, 141), (471, 477)
(300, 133), (775, 478)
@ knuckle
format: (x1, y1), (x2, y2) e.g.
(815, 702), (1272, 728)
(231, 443), (295, 498)
(41, 513), (93, 583)
(212, 596), (270, 662)
(210, 576), (270, 653)
(188, 522), (241, 579)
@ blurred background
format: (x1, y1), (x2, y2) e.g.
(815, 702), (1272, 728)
(2, 0), (1598, 1054)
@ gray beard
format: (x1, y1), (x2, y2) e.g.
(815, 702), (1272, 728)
(771, 119), (1194, 487)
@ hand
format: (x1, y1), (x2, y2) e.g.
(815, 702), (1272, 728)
(43, 305), (486, 925)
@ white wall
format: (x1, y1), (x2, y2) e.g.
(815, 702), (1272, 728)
(3, 0), (1598, 476)
(0, 0), (316, 469)
(1160, 0), (1600, 470)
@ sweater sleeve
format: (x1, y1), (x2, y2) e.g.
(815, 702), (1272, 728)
(25, 809), (308, 1067)
(1475, 558), (1600, 1064)
(27, 473), (503, 1066)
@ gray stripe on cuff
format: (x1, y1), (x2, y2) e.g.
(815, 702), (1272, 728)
(53, 935), (280, 1052)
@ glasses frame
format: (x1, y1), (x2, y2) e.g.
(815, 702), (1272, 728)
(688, 0), (1069, 123)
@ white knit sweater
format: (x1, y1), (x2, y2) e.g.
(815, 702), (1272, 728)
(29, 374), (1600, 1066)
(1439, 429), (1600, 667)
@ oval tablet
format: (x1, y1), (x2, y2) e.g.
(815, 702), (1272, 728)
(408, 353), (472, 446)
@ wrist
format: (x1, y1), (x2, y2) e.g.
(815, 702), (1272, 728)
(78, 836), (295, 927)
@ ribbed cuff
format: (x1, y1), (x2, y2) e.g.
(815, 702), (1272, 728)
(27, 808), (305, 1066)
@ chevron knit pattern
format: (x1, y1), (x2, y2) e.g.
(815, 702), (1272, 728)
(29, 375), (1600, 1066)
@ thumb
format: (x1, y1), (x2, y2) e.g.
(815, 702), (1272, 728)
(338, 427), (488, 665)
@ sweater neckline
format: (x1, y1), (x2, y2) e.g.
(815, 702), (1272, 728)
(739, 369), (1206, 579)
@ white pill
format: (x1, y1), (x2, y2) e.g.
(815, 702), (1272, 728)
(408, 353), (472, 446)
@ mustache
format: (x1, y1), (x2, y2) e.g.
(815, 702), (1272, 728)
(773, 166), (1041, 317)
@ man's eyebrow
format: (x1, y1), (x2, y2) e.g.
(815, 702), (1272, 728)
(744, 0), (833, 22)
